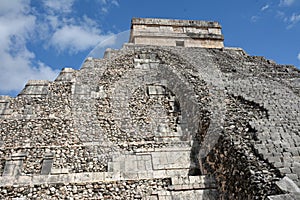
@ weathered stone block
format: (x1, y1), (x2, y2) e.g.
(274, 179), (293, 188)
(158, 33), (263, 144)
(276, 176), (300, 193)
(151, 151), (190, 170)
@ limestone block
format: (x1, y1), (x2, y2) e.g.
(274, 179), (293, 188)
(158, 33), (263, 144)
(279, 167), (292, 174)
(276, 176), (300, 193)
(0, 176), (14, 186)
(51, 168), (69, 175)
(151, 151), (190, 170)
(11, 197), (26, 200)
(81, 57), (94, 68)
(171, 176), (189, 185)
(124, 159), (138, 172)
(145, 159), (153, 171)
(55, 68), (75, 82)
(41, 153), (53, 175)
(144, 195), (159, 200)
(20, 80), (49, 95)
(73, 84), (91, 95)
(48, 174), (73, 183)
(91, 172), (105, 181)
(148, 85), (165, 95)
(73, 172), (93, 182)
(170, 190), (201, 200)
(165, 169), (189, 177)
(2, 162), (16, 176)
(189, 176), (201, 184)
(121, 172), (139, 180)
(138, 171), (153, 179)
(153, 170), (167, 179)
(267, 194), (296, 200)
(0, 96), (11, 117)
(104, 172), (120, 181)
(3, 152), (27, 176)
(32, 175), (47, 185)
(91, 90), (107, 98)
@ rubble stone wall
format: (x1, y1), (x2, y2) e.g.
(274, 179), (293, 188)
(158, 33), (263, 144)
(0, 43), (300, 199)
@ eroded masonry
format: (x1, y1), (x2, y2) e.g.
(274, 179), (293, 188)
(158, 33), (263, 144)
(0, 18), (300, 199)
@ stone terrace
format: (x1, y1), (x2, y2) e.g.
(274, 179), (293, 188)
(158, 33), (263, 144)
(0, 18), (300, 199)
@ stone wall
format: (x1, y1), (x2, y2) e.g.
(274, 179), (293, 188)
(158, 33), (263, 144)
(1, 40), (300, 199)
(166, 46), (300, 199)
(130, 18), (224, 48)
(0, 46), (219, 199)
(0, 178), (171, 199)
(205, 95), (282, 199)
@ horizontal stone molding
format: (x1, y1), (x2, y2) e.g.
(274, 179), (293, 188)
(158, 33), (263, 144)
(0, 172), (214, 187)
(130, 18), (224, 48)
(131, 18), (222, 28)
(26, 80), (50, 86)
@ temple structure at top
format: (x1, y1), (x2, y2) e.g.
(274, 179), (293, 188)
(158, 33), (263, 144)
(129, 18), (224, 48)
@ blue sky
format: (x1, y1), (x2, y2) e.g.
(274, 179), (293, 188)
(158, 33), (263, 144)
(0, 0), (300, 96)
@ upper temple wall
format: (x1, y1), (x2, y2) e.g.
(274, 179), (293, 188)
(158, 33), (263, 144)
(129, 18), (224, 48)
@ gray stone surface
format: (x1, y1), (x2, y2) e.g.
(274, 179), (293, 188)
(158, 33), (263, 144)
(276, 176), (300, 193)
(1, 18), (300, 199)
(130, 18), (224, 48)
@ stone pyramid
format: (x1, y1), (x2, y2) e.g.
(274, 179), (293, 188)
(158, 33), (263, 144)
(0, 18), (299, 199)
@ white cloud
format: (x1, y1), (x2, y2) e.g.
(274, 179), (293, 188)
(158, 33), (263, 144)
(279, 0), (295, 6)
(277, 11), (300, 29)
(50, 25), (112, 53)
(0, 0), (120, 94)
(297, 53), (300, 61)
(0, 1), (59, 93)
(41, 0), (115, 54)
(101, 7), (109, 13)
(43, 0), (75, 13)
(276, 11), (287, 20)
(111, 0), (119, 7)
(46, 15), (60, 29)
(98, 0), (119, 13)
(261, 4), (269, 11)
(49, 15), (113, 53)
(0, 0), (30, 15)
(0, 49), (59, 92)
(100, 0), (107, 4)
(287, 13), (300, 29)
(251, 16), (259, 22)
(99, 0), (119, 6)
(290, 13), (300, 23)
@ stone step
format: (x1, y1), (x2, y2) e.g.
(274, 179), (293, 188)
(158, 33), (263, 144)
(152, 189), (219, 200)
(19, 80), (50, 96)
(168, 175), (217, 191)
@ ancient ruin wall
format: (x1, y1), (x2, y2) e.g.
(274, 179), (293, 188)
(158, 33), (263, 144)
(0, 18), (300, 199)
(130, 18), (224, 48)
